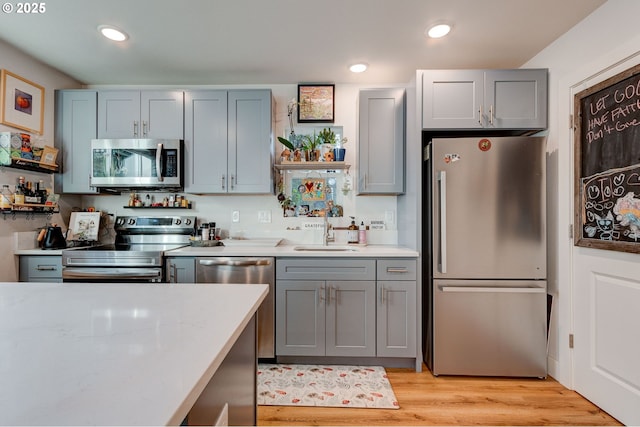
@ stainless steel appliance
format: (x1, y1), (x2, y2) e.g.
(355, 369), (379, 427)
(196, 257), (275, 359)
(90, 139), (183, 190)
(62, 215), (196, 282)
(425, 136), (547, 377)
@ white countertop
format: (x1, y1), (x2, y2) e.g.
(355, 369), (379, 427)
(14, 243), (419, 257)
(167, 243), (419, 258)
(0, 282), (268, 426)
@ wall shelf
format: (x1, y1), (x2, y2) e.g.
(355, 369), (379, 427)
(123, 206), (191, 209)
(274, 161), (350, 171)
(1, 158), (59, 174)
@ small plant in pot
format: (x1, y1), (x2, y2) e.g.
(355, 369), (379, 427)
(301, 131), (322, 162)
(318, 128), (337, 162)
(333, 136), (348, 162)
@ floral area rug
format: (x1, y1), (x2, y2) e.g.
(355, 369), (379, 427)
(257, 364), (399, 409)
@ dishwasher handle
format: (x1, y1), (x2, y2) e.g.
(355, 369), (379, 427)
(440, 286), (546, 294)
(198, 258), (272, 267)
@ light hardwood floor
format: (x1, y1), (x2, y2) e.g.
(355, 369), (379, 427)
(258, 365), (622, 426)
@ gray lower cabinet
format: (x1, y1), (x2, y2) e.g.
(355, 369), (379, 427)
(165, 257), (195, 283)
(358, 88), (406, 195)
(55, 90), (98, 194)
(376, 259), (417, 357)
(19, 256), (63, 282)
(420, 68), (548, 130)
(275, 258), (376, 357)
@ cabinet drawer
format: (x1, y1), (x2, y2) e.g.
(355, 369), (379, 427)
(377, 259), (416, 281)
(276, 258), (375, 281)
(19, 256), (63, 280)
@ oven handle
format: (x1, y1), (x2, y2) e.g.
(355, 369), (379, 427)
(156, 142), (164, 182)
(62, 268), (162, 280)
(198, 258), (271, 267)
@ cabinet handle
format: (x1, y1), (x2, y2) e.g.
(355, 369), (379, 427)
(386, 267), (408, 274)
(478, 105), (483, 126)
(143, 121), (148, 137)
(489, 105), (494, 125)
(221, 175), (226, 190)
(36, 265), (58, 271)
(133, 120), (139, 137)
(319, 285), (325, 304)
(380, 286), (386, 304)
(230, 174), (235, 190)
(168, 263), (176, 283)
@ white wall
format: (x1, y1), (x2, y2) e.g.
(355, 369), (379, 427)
(524, 0), (640, 386)
(0, 40), (83, 281)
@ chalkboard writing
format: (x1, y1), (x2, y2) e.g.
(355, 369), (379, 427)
(575, 63), (640, 252)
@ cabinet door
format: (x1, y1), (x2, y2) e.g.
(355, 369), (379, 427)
(325, 280), (376, 357)
(275, 280), (325, 356)
(358, 88), (405, 194)
(141, 91), (184, 139)
(165, 257), (195, 283)
(421, 70), (484, 129)
(376, 281), (417, 357)
(56, 90), (98, 194)
(97, 90), (140, 138)
(228, 90), (273, 193)
(484, 69), (548, 130)
(184, 91), (228, 193)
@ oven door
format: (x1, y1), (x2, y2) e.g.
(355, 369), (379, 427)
(90, 138), (182, 189)
(62, 267), (163, 283)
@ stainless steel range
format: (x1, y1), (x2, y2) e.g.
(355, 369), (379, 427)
(62, 215), (196, 282)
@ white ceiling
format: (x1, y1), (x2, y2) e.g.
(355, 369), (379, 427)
(0, 0), (606, 86)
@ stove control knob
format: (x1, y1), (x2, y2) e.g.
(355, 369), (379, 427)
(128, 218), (135, 225)
(175, 219), (182, 225)
(185, 219), (192, 225)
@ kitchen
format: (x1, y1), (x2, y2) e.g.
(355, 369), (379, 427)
(1, 0), (639, 425)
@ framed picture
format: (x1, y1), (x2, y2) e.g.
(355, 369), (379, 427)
(0, 69), (45, 134)
(298, 84), (334, 123)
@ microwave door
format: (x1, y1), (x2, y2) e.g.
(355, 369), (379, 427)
(156, 142), (164, 182)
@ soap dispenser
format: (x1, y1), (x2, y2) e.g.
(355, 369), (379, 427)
(358, 221), (367, 245)
(347, 217), (359, 244)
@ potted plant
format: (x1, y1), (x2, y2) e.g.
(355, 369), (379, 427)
(318, 128), (337, 162)
(277, 136), (295, 162)
(301, 131), (322, 162)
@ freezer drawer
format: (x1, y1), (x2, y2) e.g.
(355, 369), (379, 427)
(432, 279), (547, 378)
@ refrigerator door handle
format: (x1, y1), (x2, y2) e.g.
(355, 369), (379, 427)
(440, 286), (546, 294)
(438, 170), (447, 273)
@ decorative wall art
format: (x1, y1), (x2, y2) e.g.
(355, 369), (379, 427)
(298, 84), (335, 123)
(574, 63), (640, 253)
(0, 69), (45, 134)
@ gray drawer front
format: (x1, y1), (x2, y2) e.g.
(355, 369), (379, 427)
(377, 259), (417, 281)
(276, 258), (375, 281)
(20, 256), (63, 280)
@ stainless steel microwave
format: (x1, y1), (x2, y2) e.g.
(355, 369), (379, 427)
(90, 139), (183, 190)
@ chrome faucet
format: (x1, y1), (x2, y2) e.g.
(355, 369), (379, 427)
(323, 207), (334, 246)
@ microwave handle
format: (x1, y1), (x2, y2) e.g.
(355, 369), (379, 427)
(156, 143), (164, 182)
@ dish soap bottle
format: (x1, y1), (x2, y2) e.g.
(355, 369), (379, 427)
(347, 217), (359, 244)
(358, 221), (367, 245)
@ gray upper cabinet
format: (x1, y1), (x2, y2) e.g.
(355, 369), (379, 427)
(421, 69), (548, 130)
(184, 89), (273, 194)
(97, 90), (184, 139)
(55, 90), (98, 194)
(358, 88), (405, 195)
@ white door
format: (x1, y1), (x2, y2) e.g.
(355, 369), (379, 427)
(571, 59), (640, 426)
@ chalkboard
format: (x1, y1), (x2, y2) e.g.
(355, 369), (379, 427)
(574, 63), (640, 253)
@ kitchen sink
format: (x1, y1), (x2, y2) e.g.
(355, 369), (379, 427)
(293, 245), (359, 252)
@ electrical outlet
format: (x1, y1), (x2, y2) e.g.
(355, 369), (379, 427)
(232, 210), (240, 223)
(385, 210), (395, 225)
(258, 210), (271, 223)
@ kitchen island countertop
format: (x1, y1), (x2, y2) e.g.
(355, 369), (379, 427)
(0, 281), (268, 426)
(167, 243), (419, 257)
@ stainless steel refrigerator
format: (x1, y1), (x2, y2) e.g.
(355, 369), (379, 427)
(424, 136), (547, 378)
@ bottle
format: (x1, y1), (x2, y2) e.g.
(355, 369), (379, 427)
(358, 221), (367, 245)
(201, 223), (210, 240)
(13, 184), (24, 205)
(0, 184), (13, 209)
(209, 222), (216, 240)
(347, 217), (358, 244)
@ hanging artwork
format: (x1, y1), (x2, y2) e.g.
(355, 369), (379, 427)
(0, 70), (45, 134)
(297, 84), (335, 123)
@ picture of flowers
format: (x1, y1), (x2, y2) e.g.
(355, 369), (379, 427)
(1, 69), (44, 134)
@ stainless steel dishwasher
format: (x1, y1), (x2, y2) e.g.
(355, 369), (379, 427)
(196, 257), (275, 359)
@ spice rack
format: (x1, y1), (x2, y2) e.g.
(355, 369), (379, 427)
(2, 157), (59, 174)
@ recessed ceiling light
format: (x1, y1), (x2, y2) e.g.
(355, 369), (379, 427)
(98, 25), (128, 42)
(426, 23), (451, 39)
(349, 63), (368, 73)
